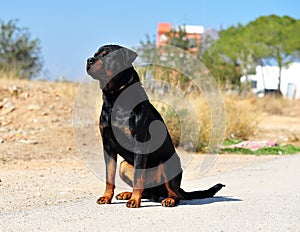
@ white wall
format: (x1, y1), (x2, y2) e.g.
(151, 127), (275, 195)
(241, 62), (300, 99)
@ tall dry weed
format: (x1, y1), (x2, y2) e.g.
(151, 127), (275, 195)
(253, 96), (300, 117)
(153, 92), (261, 152)
(224, 94), (261, 139)
(254, 95), (286, 115)
(0, 67), (20, 80)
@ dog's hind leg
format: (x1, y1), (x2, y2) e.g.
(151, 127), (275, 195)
(161, 172), (183, 207)
(160, 155), (184, 207)
(119, 160), (134, 187)
(117, 160), (162, 201)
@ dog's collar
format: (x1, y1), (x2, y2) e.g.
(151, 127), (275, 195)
(103, 76), (135, 95)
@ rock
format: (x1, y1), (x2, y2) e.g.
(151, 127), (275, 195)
(0, 106), (15, 115)
(0, 98), (15, 115)
(20, 92), (30, 99)
(28, 104), (41, 111)
(2, 98), (12, 105)
(9, 85), (21, 97)
(17, 139), (39, 145)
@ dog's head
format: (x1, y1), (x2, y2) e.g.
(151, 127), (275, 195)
(86, 45), (138, 91)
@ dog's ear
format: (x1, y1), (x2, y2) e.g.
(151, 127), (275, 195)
(103, 47), (138, 76)
(119, 47), (138, 66)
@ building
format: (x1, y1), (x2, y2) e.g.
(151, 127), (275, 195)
(157, 22), (204, 54)
(241, 62), (300, 99)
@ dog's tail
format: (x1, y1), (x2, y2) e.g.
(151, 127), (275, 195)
(179, 183), (225, 200)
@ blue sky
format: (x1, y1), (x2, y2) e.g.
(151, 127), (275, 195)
(1, 0), (299, 80)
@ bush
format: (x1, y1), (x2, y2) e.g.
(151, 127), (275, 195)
(225, 94), (261, 139)
(151, 92), (261, 153)
(0, 19), (42, 79)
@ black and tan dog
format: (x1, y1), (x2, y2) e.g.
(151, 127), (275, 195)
(86, 44), (224, 208)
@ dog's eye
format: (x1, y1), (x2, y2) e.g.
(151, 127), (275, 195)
(101, 51), (108, 57)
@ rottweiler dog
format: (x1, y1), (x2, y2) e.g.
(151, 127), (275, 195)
(86, 44), (224, 208)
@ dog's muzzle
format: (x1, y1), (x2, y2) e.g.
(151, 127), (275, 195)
(87, 57), (95, 65)
(86, 57), (95, 70)
(86, 57), (100, 72)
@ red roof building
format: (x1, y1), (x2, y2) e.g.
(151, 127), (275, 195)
(157, 22), (204, 54)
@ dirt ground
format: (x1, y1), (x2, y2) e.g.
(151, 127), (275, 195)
(1, 79), (300, 213)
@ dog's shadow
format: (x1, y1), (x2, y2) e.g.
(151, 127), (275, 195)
(135, 196), (242, 208)
(179, 196), (242, 206)
(110, 195), (241, 207)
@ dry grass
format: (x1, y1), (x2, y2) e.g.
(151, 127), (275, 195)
(151, 102), (181, 146)
(153, 93), (261, 152)
(254, 95), (286, 115)
(252, 96), (300, 117)
(0, 77), (77, 101)
(0, 67), (20, 80)
(224, 94), (261, 139)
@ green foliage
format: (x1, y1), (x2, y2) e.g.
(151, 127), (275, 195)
(246, 15), (300, 92)
(0, 19), (42, 79)
(222, 144), (300, 155)
(165, 25), (191, 51)
(200, 26), (245, 88)
(202, 15), (300, 91)
(223, 139), (243, 146)
(247, 15), (299, 59)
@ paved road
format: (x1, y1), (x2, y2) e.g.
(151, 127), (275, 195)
(1, 155), (300, 231)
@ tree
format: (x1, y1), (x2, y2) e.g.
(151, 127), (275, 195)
(198, 28), (219, 58)
(0, 19), (42, 79)
(202, 15), (300, 92)
(165, 25), (191, 51)
(246, 15), (300, 93)
(201, 25), (249, 88)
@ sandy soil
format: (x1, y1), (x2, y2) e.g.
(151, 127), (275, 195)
(0, 79), (299, 213)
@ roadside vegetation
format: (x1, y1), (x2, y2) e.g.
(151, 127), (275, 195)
(0, 19), (42, 79)
(223, 138), (300, 155)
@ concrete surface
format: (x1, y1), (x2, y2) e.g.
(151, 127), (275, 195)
(1, 154), (300, 232)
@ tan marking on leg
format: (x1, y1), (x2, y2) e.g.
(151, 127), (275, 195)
(116, 191), (132, 200)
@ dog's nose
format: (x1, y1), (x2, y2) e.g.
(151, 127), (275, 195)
(87, 57), (95, 65)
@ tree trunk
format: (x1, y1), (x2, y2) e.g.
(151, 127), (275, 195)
(276, 49), (283, 97)
(277, 66), (281, 92)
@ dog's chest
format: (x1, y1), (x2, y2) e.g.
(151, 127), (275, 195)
(101, 104), (133, 137)
(110, 105), (132, 136)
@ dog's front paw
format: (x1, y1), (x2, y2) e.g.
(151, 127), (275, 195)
(116, 192), (132, 200)
(96, 196), (112, 204)
(161, 197), (176, 207)
(126, 199), (141, 208)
